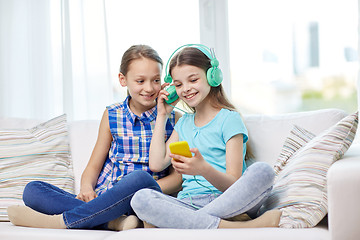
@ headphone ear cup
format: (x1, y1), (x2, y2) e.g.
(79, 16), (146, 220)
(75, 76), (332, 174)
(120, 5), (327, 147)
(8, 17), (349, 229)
(165, 85), (179, 104)
(207, 67), (223, 87)
(164, 74), (173, 84)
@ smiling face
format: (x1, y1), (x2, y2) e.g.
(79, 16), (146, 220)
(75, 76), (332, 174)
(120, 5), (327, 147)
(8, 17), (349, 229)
(119, 57), (162, 115)
(172, 64), (211, 109)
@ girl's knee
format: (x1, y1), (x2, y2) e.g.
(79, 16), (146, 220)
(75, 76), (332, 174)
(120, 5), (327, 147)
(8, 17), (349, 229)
(23, 181), (45, 204)
(23, 181), (43, 195)
(131, 189), (153, 212)
(241, 162), (275, 192)
(131, 188), (162, 222)
(130, 170), (151, 178)
(261, 162), (275, 181)
(130, 170), (161, 191)
(250, 162), (275, 180)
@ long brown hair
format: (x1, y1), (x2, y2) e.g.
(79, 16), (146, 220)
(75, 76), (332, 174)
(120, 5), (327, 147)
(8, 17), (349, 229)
(169, 47), (253, 160)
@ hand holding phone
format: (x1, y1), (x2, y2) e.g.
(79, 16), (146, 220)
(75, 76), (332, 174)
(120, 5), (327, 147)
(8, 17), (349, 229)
(169, 141), (192, 162)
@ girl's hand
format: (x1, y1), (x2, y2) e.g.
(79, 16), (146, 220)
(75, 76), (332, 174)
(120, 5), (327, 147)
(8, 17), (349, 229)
(76, 188), (98, 202)
(161, 82), (169, 90)
(170, 148), (211, 176)
(157, 87), (178, 116)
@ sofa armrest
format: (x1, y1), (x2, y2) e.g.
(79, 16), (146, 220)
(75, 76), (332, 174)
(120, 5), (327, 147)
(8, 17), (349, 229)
(327, 143), (360, 240)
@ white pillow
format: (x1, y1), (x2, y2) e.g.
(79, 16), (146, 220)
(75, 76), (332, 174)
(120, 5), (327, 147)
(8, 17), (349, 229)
(0, 114), (74, 221)
(260, 111), (358, 228)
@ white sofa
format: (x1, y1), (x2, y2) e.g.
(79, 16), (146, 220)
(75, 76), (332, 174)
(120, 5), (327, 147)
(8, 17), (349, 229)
(0, 108), (359, 240)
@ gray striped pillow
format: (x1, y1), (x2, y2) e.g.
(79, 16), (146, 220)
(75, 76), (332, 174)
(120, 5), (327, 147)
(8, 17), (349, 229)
(274, 125), (316, 175)
(261, 111), (358, 228)
(0, 114), (74, 221)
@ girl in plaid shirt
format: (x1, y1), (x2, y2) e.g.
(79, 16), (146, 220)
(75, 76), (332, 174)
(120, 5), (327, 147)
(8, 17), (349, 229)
(131, 45), (282, 229)
(8, 45), (182, 230)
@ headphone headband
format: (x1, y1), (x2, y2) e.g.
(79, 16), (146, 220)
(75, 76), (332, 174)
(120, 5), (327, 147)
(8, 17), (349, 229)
(164, 44), (215, 83)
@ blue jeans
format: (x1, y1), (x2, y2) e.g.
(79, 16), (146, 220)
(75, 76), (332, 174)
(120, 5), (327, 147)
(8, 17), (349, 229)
(22, 170), (161, 229)
(131, 162), (274, 229)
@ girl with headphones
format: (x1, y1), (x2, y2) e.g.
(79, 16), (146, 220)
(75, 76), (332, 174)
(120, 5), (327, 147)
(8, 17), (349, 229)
(130, 44), (282, 229)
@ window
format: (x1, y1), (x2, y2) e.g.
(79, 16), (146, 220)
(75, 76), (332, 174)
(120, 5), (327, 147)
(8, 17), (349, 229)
(105, 0), (200, 101)
(0, 0), (200, 120)
(228, 0), (358, 114)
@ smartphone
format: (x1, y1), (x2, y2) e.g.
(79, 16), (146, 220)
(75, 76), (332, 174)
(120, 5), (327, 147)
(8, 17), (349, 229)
(169, 141), (192, 161)
(165, 85), (178, 104)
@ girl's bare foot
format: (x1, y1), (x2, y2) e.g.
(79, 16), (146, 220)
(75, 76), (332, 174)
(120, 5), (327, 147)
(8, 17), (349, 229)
(7, 205), (66, 229)
(108, 215), (140, 231)
(218, 210), (282, 228)
(143, 221), (156, 228)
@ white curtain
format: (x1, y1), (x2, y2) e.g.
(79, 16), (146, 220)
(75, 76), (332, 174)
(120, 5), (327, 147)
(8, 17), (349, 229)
(0, 0), (113, 120)
(1, 0), (359, 121)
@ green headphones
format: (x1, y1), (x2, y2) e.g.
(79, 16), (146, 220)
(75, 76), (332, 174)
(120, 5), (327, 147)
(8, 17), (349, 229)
(164, 44), (223, 103)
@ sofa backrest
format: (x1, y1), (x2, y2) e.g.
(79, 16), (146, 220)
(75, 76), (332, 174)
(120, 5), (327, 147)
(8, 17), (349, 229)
(66, 108), (347, 193)
(244, 108), (347, 167)
(0, 108), (348, 194)
(68, 120), (99, 193)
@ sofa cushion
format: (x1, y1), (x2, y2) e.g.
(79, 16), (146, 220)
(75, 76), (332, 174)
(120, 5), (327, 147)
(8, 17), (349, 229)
(261, 111), (358, 228)
(0, 114), (74, 221)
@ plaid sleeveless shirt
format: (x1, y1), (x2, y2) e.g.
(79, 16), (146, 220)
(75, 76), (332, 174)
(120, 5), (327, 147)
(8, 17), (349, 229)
(95, 96), (175, 195)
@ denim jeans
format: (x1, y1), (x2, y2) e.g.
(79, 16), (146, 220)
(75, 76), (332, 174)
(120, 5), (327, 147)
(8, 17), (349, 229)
(22, 170), (161, 229)
(131, 162), (274, 229)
